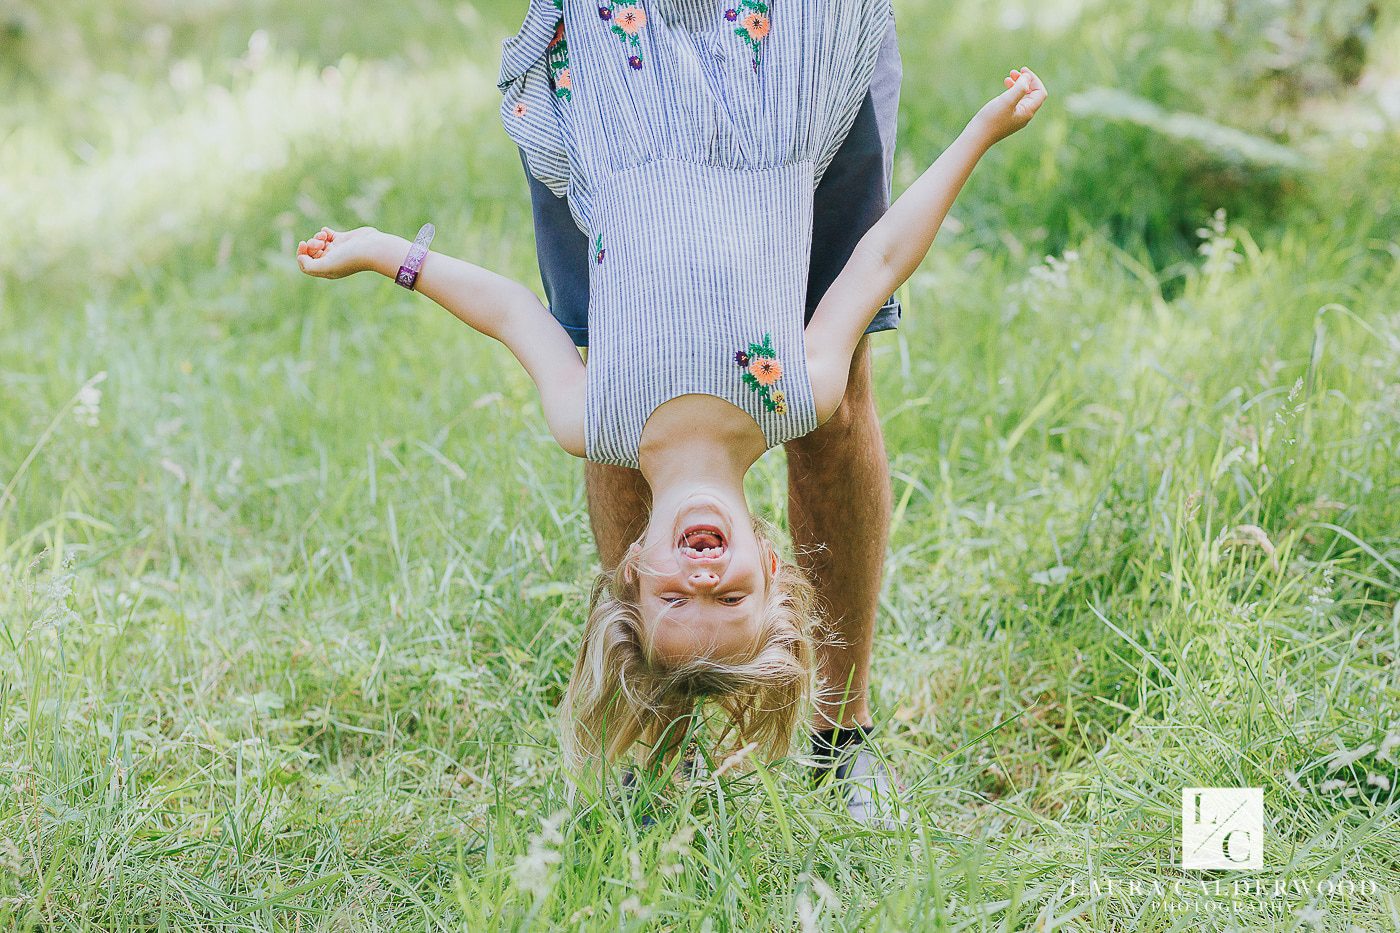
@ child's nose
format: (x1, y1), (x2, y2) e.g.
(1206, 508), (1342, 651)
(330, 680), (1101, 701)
(688, 569), (719, 588)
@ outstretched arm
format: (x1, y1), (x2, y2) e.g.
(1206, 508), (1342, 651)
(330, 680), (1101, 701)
(296, 226), (586, 457)
(806, 67), (1048, 421)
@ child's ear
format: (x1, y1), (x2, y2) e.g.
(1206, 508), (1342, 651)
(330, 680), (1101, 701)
(623, 541), (641, 583)
(770, 549), (779, 576)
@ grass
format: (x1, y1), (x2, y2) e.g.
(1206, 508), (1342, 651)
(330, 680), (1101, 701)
(1, 0), (1398, 929)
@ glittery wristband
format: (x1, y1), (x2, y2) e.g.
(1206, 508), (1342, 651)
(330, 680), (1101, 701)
(395, 223), (436, 290)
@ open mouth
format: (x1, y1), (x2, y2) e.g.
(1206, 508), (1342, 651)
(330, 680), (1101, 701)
(678, 524), (727, 559)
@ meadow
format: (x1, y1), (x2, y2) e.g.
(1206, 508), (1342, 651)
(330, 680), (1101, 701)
(1, 0), (1398, 929)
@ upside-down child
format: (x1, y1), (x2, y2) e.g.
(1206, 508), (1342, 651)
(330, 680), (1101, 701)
(296, 0), (1045, 805)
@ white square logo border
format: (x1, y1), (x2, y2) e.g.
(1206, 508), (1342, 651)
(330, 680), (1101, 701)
(1181, 787), (1264, 869)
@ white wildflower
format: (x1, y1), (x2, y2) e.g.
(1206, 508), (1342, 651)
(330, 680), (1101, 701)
(659, 824), (696, 878)
(1325, 742), (1375, 771)
(797, 891), (818, 933)
(1365, 773), (1390, 791)
(1378, 727), (1400, 762)
(37, 556), (80, 631)
(712, 742), (759, 779)
(72, 372), (107, 428)
(1306, 566), (1336, 621)
(0, 838), (25, 874)
(796, 872), (839, 933)
(1319, 779), (1346, 793)
(1294, 904), (1326, 927)
(1019, 250), (1080, 299)
(513, 809), (567, 900)
(1197, 208), (1242, 277)
(1274, 378), (1305, 442)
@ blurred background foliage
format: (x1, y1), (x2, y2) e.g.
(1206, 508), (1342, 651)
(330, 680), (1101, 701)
(2, 0), (1396, 274)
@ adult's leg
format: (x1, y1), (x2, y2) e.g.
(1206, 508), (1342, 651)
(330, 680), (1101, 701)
(785, 335), (890, 729)
(789, 10), (901, 731)
(585, 461), (651, 570)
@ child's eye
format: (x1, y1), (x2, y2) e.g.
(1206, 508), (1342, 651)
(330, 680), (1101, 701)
(722, 595), (745, 605)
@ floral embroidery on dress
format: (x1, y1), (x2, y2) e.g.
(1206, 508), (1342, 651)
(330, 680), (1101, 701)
(736, 333), (787, 413)
(594, 233), (606, 264)
(598, 1), (646, 70)
(728, 0), (770, 72)
(512, 101), (529, 117)
(546, 20), (572, 101)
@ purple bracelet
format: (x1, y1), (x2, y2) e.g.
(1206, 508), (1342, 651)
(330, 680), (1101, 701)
(395, 223), (436, 290)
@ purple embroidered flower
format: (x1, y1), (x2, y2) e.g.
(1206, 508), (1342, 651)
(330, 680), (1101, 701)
(598, 6), (612, 18)
(627, 54), (642, 69)
(734, 350), (750, 367)
(724, 8), (738, 20)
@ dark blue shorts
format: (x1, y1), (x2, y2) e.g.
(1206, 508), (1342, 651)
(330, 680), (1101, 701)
(518, 13), (903, 348)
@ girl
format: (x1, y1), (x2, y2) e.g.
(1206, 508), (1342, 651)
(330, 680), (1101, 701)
(295, 0), (1046, 778)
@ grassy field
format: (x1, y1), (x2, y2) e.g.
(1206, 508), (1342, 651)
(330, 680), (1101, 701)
(2, 0), (1398, 929)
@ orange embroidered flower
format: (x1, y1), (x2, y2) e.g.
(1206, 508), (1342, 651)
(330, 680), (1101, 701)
(557, 67), (572, 89)
(614, 6), (647, 34)
(551, 21), (565, 45)
(741, 12), (769, 41)
(748, 357), (782, 386)
(512, 102), (528, 117)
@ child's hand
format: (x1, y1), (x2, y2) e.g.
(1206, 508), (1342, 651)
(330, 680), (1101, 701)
(972, 66), (1048, 145)
(296, 225), (380, 279)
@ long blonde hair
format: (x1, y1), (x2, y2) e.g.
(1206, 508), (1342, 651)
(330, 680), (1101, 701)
(560, 514), (821, 776)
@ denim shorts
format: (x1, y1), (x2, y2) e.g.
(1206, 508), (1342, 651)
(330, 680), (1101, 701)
(518, 12), (903, 348)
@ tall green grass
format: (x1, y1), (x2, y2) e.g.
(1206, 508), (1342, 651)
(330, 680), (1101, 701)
(1, 0), (1397, 929)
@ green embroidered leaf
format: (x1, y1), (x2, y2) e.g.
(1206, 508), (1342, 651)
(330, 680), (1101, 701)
(741, 372), (760, 391)
(611, 24), (625, 37)
(762, 397), (777, 412)
(733, 26), (748, 38)
(748, 343), (765, 358)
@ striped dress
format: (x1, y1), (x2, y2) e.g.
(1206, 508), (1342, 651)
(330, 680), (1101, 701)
(498, 0), (892, 467)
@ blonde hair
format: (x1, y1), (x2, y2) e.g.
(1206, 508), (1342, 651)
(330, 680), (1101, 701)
(561, 514), (821, 776)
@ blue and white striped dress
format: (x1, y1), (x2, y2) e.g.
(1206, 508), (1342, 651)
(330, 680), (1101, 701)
(498, 0), (892, 467)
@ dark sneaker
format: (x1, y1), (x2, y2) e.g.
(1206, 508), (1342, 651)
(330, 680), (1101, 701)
(811, 725), (905, 830)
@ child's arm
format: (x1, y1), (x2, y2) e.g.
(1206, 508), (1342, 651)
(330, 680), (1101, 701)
(805, 67), (1048, 421)
(296, 225), (586, 457)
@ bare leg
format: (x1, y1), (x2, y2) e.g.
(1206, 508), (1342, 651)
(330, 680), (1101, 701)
(784, 335), (891, 730)
(577, 348), (652, 570)
(585, 461), (651, 570)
